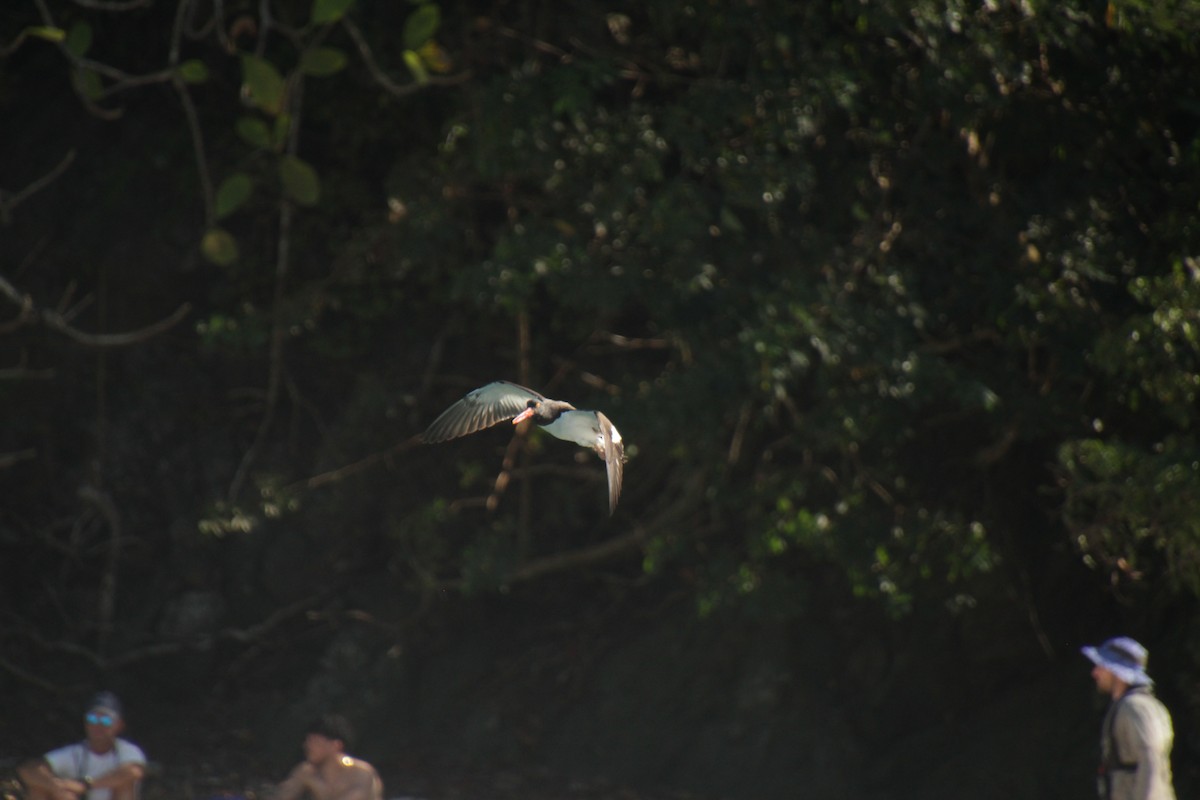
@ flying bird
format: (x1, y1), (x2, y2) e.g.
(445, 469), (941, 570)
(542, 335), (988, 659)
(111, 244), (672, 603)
(421, 380), (625, 515)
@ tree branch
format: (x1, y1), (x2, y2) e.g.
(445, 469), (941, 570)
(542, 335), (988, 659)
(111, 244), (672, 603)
(341, 17), (470, 98)
(78, 485), (121, 657)
(0, 150), (76, 226)
(0, 449), (38, 469)
(0, 273), (192, 346)
(70, 0), (153, 11)
(227, 72), (305, 503)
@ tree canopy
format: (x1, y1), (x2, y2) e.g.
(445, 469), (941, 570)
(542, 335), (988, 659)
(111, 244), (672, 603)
(3, 0), (1200, 793)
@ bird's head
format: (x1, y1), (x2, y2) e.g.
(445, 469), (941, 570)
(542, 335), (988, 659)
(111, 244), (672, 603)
(512, 401), (541, 424)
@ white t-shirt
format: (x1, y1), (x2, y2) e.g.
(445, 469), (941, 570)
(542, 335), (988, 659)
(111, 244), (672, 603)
(43, 740), (147, 800)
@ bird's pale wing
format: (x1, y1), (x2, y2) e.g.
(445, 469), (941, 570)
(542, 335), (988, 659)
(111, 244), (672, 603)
(545, 410), (625, 515)
(421, 381), (545, 443)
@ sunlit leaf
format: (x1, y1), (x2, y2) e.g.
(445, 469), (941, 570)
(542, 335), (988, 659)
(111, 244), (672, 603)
(403, 49), (429, 84)
(311, 0), (355, 25)
(65, 21), (92, 58)
(417, 40), (452, 74)
(403, 4), (440, 51)
(240, 55), (286, 115)
(280, 155), (320, 206)
(300, 47), (348, 77)
(201, 228), (239, 265)
(178, 59), (210, 84)
(25, 26), (65, 43)
(235, 116), (273, 149)
(215, 173), (253, 220)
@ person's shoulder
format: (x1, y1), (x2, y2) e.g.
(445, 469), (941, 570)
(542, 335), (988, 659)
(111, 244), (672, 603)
(1123, 689), (1167, 707)
(1116, 690), (1173, 730)
(45, 742), (84, 760)
(343, 757), (380, 778)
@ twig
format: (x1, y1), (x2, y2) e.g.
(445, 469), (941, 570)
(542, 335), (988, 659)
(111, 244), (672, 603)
(0, 591), (330, 678)
(0, 272), (192, 346)
(283, 436), (423, 492)
(70, 0), (152, 10)
(0, 653), (61, 692)
(0, 449), (38, 469)
(173, 74), (215, 225)
(341, 17), (470, 98)
(227, 74), (306, 503)
(0, 150), (77, 225)
(78, 485), (121, 657)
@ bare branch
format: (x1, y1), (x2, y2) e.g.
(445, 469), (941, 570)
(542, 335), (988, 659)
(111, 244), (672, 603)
(173, 74), (216, 224)
(0, 272), (192, 346)
(1, 27), (37, 59)
(78, 485), (121, 657)
(506, 526), (648, 584)
(0, 591), (330, 679)
(0, 652), (61, 692)
(0, 150), (77, 226)
(70, 0), (153, 11)
(227, 73), (307, 503)
(284, 436), (423, 493)
(0, 449), (38, 469)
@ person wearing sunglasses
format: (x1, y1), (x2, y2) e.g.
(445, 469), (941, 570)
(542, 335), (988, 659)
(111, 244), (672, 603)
(17, 691), (148, 800)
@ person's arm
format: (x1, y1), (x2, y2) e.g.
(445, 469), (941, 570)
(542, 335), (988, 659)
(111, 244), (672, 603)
(90, 761), (146, 795)
(273, 763), (315, 800)
(335, 764), (381, 800)
(16, 758), (87, 800)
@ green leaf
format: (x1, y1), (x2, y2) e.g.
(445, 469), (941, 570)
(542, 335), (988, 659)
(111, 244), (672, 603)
(235, 116), (273, 149)
(300, 47), (348, 77)
(201, 228), (239, 266)
(403, 4), (440, 50)
(215, 173), (253, 220)
(403, 49), (429, 84)
(272, 114), (292, 150)
(25, 26), (65, 43)
(177, 59), (210, 84)
(72, 67), (103, 101)
(241, 55), (286, 115)
(417, 39), (452, 74)
(65, 21), (92, 58)
(311, 0), (356, 25)
(280, 155), (320, 206)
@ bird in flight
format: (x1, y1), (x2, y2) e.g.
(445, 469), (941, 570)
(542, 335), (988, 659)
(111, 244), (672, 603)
(421, 380), (625, 515)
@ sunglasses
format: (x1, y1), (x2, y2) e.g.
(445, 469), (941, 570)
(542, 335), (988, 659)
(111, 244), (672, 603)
(85, 713), (115, 727)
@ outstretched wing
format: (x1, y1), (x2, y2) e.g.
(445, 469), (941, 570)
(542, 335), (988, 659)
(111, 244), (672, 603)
(596, 411), (625, 516)
(421, 381), (546, 443)
(544, 410), (625, 515)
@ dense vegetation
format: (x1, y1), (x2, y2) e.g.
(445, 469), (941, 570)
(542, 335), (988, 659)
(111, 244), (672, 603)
(3, 0), (1199, 797)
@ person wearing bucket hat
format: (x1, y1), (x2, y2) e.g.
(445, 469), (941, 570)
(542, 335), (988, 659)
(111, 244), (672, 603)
(17, 691), (148, 800)
(1082, 637), (1175, 800)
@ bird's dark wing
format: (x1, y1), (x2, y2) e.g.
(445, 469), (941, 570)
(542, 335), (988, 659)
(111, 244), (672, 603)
(596, 412), (625, 516)
(421, 381), (546, 443)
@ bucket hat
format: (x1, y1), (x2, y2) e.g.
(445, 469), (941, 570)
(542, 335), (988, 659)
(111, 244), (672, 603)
(1082, 636), (1153, 686)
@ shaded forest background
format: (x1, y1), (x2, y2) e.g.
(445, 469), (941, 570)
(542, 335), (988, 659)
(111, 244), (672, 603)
(3, 0), (1200, 798)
